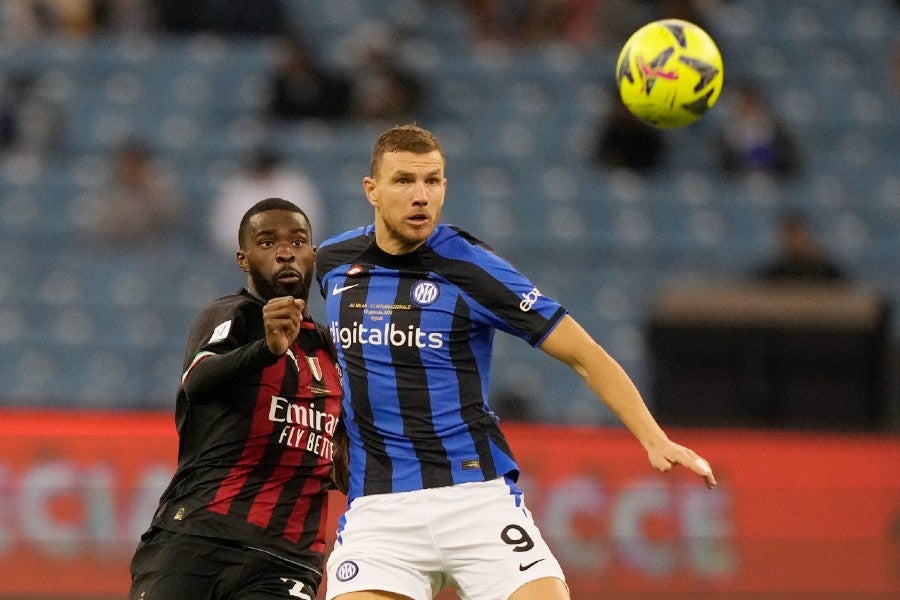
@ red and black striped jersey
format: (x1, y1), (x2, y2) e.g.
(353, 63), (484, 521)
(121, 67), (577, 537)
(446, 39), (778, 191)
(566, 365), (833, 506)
(146, 289), (342, 574)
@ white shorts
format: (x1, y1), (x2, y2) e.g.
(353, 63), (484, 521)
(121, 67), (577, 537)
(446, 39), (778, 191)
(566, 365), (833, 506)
(325, 477), (566, 600)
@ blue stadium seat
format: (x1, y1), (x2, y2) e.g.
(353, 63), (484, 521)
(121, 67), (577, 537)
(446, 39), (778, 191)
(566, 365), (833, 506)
(2, 0), (898, 412)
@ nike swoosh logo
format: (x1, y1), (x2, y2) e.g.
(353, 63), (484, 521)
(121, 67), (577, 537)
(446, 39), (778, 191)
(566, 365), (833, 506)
(518, 558), (545, 571)
(332, 283), (359, 296)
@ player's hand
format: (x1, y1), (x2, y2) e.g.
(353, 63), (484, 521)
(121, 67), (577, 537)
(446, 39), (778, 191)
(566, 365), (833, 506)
(647, 438), (717, 489)
(262, 297), (305, 355)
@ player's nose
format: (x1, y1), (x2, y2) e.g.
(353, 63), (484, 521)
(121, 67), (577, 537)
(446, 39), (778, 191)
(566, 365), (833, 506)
(276, 243), (295, 262)
(412, 181), (430, 203)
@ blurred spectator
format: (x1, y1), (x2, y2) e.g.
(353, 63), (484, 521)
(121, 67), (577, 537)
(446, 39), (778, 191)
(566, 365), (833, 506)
(716, 83), (801, 179)
(755, 213), (845, 284)
(2, 0), (154, 38)
(466, 0), (595, 46)
(592, 86), (666, 173)
(585, 0), (653, 48)
(466, 0), (536, 43)
(648, 0), (712, 30)
(204, 0), (288, 36)
(0, 74), (34, 154)
(149, 0), (203, 33)
(209, 147), (323, 258)
(79, 139), (185, 245)
(89, 0), (155, 34)
(464, 0), (714, 49)
(0, 72), (64, 158)
(349, 39), (423, 123)
(152, 0), (287, 36)
(266, 37), (353, 122)
(13, 0), (94, 37)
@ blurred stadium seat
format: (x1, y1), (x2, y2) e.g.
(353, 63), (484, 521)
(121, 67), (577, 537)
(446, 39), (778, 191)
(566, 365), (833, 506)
(0, 0), (896, 425)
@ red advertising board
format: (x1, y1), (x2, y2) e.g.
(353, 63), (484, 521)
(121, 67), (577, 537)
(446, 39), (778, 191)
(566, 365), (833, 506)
(505, 424), (898, 598)
(0, 410), (896, 598)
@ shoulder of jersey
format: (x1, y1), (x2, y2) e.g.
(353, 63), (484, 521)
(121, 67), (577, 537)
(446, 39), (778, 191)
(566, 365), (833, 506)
(432, 224), (495, 256)
(194, 292), (252, 323)
(317, 226), (372, 270)
(191, 292), (253, 341)
(319, 226), (372, 251)
(204, 291), (251, 312)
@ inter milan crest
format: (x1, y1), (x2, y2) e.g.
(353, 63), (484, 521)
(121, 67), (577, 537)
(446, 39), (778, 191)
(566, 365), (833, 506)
(410, 280), (440, 306)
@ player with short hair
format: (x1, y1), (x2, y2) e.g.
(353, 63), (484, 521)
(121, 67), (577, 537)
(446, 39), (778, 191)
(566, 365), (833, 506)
(130, 197), (343, 600)
(316, 125), (716, 600)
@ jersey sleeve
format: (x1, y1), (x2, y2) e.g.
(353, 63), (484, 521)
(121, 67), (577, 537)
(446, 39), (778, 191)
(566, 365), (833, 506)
(180, 296), (280, 403)
(433, 234), (567, 347)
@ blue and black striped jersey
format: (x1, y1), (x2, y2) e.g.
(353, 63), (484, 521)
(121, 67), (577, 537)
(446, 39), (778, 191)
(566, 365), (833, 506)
(316, 224), (567, 502)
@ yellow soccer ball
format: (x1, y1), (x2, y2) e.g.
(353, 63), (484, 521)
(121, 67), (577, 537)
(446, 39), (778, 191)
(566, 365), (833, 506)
(616, 19), (724, 128)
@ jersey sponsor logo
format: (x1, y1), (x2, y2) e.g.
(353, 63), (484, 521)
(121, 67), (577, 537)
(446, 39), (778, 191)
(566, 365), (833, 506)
(269, 395), (338, 433)
(519, 287), (542, 312)
(208, 319), (232, 343)
(330, 321), (444, 350)
(410, 280), (440, 306)
(269, 395), (338, 459)
(332, 283), (359, 295)
(346, 264), (367, 276)
(335, 560), (359, 582)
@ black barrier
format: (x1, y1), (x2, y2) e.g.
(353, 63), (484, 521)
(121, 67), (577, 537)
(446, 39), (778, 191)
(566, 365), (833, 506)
(648, 283), (894, 431)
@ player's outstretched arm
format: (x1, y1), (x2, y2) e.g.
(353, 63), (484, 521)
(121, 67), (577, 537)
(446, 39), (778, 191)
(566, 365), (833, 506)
(539, 315), (717, 489)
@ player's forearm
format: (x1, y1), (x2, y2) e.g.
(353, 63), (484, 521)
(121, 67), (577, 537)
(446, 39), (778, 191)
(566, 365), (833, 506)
(183, 338), (281, 400)
(542, 316), (669, 448)
(580, 347), (669, 449)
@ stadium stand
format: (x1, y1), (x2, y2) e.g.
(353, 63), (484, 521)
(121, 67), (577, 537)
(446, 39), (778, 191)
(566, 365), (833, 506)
(0, 0), (896, 428)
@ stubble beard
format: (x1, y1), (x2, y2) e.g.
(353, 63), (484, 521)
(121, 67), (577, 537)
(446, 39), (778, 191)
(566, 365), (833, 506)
(250, 270), (310, 301)
(386, 218), (432, 252)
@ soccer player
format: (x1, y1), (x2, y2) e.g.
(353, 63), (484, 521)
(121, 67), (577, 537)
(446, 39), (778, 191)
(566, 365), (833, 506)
(316, 125), (717, 600)
(130, 198), (343, 600)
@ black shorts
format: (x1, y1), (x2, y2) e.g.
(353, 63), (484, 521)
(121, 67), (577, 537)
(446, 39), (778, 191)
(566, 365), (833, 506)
(129, 528), (320, 600)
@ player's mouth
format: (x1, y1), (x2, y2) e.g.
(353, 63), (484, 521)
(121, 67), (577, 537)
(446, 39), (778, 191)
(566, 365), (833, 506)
(276, 270), (302, 284)
(406, 213), (430, 225)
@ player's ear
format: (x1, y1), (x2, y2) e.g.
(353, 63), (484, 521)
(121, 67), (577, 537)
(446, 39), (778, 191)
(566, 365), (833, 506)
(236, 250), (249, 273)
(363, 177), (378, 207)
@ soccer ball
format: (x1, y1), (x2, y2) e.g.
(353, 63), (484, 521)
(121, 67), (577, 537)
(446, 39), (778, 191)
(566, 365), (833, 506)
(615, 19), (724, 128)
